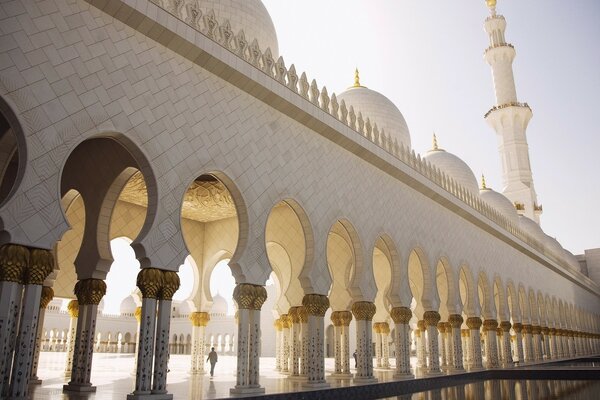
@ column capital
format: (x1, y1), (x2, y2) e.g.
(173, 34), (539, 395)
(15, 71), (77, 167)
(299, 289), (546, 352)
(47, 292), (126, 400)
(461, 329), (470, 337)
(74, 278), (106, 305)
(0, 243), (29, 283)
(26, 248), (54, 285)
(335, 310), (352, 326)
(137, 268), (164, 299)
(289, 306), (301, 323)
(280, 314), (291, 329)
(302, 294), (329, 316)
(391, 307), (412, 324)
(496, 327), (503, 336)
(351, 301), (376, 321)
(417, 319), (426, 331)
(500, 321), (512, 332)
(448, 314), (464, 328)
(512, 322), (523, 332)
(380, 322), (390, 334)
(373, 322), (382, 333)
(189, 311), (210, 327)
(298, 306), (309, 323)
(437, 322), (446, 333)
(466, 317), (482, 329)
(68, 300), (79, 318)
(159, 271), (180, 300)
(424, 311), (441, 326)
(522, 324), (532, 334)
(274, 318), (282, 331)
(134, 306), (142, 322)
(40, 286), (54, 308)
(531, 325), (542, 335)
(233, 283), (267, 310)
(483, 319), (498, 331)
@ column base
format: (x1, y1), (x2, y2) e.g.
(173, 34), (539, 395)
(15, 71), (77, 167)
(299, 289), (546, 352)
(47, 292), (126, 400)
(29, 377), (42, 385)
(329, 372), (353, 379)
(230, 386), (265, 395)
(302, 381), (330, 389)
(448, 367), (465, 373)
(127, 393), (172, 400)
(63, 383), (97, 392)
(425, 369), (444, 376)
(353, 376), (378, 384)
(189, 370), (206, 376)
(467, 366), (485, 372)
(393, 372), (414, 380)
(287, 374), (308, 381)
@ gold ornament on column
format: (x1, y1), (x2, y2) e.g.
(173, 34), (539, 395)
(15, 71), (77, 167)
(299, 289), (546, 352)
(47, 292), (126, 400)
(26, 248), (54, 285)
(39, 286), (54, 308)
(461, 329), (470, 338)
(0, 243), (29, 283)
(417, 320), (426, 332)
(351, 301), (376, 321)
(338, 310), (352, 326)
(424, 311), (441, 326)
(136, 268), (163, 299)
(74, 278), (107, 305)
(500, 321), (511, 332)
(483, 319), (499, 331)
(380, 322), (390, 334)
(302, 294), (329, 316)
(190, 311), (210, 327)
(67, 300), (79, 318)
(289, 306), (301, 324)
(512, 322), (523, 333)
(437, 322), (446, 334)
(391, 307), (412, 324)
(273, 319), (282, 331)
(330, 311), (342, 327)
(496, 327), (503, 336)
(522, 324), (532, 334)
(134, 306), (142, 323)
(466, 317), (482, 330)
(298, 306), (308, 323)
(280, 314), (291, 329)
(233, 283), (267, 310)
(373, 322), (382, 334)
(531, 325), (541, 335)
(449, 314), (464, 328)
(160, 271), (180, 300)
(541, 327), (549, 335)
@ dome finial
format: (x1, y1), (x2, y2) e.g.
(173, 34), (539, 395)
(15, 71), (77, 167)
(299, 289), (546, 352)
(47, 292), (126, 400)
(481, 174), (487, 189)
(432, 132), (439, 150)
(354, 68), (361, 87)
(485, 0), (497, 15)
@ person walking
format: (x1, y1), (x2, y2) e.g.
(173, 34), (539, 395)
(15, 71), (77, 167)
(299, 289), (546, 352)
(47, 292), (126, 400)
(353, 350), (357, 368)
(207, 347), (218, 377)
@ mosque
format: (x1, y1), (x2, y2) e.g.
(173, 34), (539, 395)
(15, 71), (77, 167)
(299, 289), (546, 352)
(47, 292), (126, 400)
(0, 0), (598, 399)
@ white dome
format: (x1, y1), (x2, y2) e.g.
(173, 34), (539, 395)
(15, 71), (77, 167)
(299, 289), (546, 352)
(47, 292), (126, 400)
(211, 293), (228, 315)
(518, 215), (547, 245)
(423, 149), (479, 194)
(563, 249), (582, 273)
(175, 300), (194, 316)
(119, 295), (137, 314)
(337, 85), (411, 149)
(199, 0), (279, 58)
(544, 235), (564, 262)
(479, 187), (519, 224)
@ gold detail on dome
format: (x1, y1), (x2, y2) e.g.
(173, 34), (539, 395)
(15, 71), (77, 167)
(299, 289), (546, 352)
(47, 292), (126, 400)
(432, 133), (438, 150)
(353, 68), (362, 88)
(481, 174), (487, 189)
(68, 300), (79, 318)
(74, 278), (107, 305)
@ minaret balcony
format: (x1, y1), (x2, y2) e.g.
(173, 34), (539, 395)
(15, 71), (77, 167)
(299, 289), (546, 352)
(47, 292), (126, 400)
(484, 102), (531, 119)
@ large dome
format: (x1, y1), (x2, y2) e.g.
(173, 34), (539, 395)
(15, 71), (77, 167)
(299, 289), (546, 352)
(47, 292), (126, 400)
(423, 140), (478, 194)
(479, 184), (519, 225)
(211, 293), (229, 315)
(198, 1), (279, 58)
(337, 74), (411, 148)
(119, 295), (137, 315)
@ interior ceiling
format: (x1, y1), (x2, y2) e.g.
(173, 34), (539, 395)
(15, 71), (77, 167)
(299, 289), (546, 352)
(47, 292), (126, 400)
(119, 172), (237, 222)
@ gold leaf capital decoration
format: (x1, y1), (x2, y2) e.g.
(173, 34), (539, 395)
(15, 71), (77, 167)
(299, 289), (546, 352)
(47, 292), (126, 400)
(448, 314), (464, 328)
(302, 294), (329, 317)
(0, 244), (29, 284)
(466, 317), (482, 330)
(40, 286), (54, 309)
(391, 307), (412, 324)
(134, 306), (142, 323)
(379, 322), (390, 334)
(297, 306), (308, 323)
(522, 324), (532, 334)
(331, 310), (352, 326)
(541, 326), (549, 335)
(461, 329), (470, 337)
(351, 301), (376, 321)
(531, 325), (542, 335)
(483, 319), (498, 331)
(74, 278), (106, 305)
(424, 311), (441, 327)
(68, 300), (79, 318)
(280, 314), (291, 329)
(136, 268), (163, 299)
(233, 284), (267, 310)
(190, 311), (210, 327)
(512, 322), (523, 333)
(437, 322), (446, 333)
(160, 271), (180, 300)
(289, 307), (301, 324)
(27, 248), (54, 285)
(373, 322), (382, 333)
(500, 321), (512, 332)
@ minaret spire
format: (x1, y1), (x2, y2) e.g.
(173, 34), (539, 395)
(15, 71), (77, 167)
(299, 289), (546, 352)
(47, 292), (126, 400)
(482, 1), (542, 223)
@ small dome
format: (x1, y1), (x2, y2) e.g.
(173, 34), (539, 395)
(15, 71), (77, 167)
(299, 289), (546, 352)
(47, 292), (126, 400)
(119, 295), (137, 314)
(423, 139), (478, 194)
(198, 0), (279, 58)
(518, 215), (547, 245)
(211, 293), (228, 315)
(479, 184), (519, 225)
(337, 72), (411, 149)
(543, 235), (564, 263)
(563, 249), (583, 273)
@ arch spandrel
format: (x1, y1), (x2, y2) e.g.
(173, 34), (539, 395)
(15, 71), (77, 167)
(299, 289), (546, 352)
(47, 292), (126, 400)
(478, 270), (496, 320)
(435, 257), (459, 319)
(372, 236), (396, 321)
(506, 280), (521, 323)
(518, 284), (530, 324)
(528, 288), (539, 325)
(459, 265), (478, 317)
(493, 275), (509, 321)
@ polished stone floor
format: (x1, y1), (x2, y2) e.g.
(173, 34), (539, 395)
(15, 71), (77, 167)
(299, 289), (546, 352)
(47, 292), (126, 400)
(31, 352), (419, 399)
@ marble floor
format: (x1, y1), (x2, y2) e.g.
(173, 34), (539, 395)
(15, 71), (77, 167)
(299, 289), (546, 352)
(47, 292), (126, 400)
(31, 352), (424, 399)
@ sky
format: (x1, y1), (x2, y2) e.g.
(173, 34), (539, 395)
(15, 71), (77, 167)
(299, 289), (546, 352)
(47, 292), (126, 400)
(261, 0), (600, 255)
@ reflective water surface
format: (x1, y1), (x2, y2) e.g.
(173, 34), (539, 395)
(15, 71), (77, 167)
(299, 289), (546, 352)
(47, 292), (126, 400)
(382, 380), (600, 400)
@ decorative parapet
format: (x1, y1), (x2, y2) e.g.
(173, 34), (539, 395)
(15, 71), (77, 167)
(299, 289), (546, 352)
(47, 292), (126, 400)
(145, 0), (577, 279)
(483, 43), (514, 54)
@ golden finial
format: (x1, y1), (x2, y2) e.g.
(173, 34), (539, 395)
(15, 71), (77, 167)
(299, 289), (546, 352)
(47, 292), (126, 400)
(486, 0), (497, 9)
(353, 68), (361, 87)
(481, 174), (487, 189)
(432, 133), (438, 150)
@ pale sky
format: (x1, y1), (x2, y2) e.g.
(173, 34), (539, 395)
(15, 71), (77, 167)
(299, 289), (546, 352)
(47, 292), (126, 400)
(261, 0), (600, 255)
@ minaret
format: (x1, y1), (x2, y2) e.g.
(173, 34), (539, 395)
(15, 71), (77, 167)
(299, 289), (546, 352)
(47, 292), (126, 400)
(483, 0), (542, 224)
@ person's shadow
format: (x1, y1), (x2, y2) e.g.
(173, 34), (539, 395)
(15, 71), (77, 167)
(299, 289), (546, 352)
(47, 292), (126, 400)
(208, 380), (216, 395)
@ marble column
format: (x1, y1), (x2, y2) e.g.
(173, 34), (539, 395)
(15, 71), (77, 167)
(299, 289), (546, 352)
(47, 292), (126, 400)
(522, 325), (534, 363)
(30, 286), (54, 384)
(548, 328), (557, 359)
(424, 311), (441, 375)
(541, 327), (551, 359)
(129, 268), (163, 398)
(448, 314), (464, 371)
(189, 311), (209, 375)
(352, 301), (377, 383)
(301, 294), (329, 388)
(461, 329), (470, 368)
(64, 300), (79, 379)
(289, 307), (302, 378)
(381, 322), (390, 369)
(569, 331), (577, 357)
(152, 271), (179, 396)
(131, 307), (141, 376)
(391, 307), (413, 378)
(466, 317), (483, 370)
(63, 278), (107, 393)
(373, 323), (382, 368)
(339, 311), (352, 376)
(280, 314), (290, 374)
(483, 320), (499, 368)
(532, 325), (543, 361)
(230, 283), (267, 395)
(437, 322), (448, 369)
(416, 320), (427, 371)
(299, 307), (309, 378)
(499, 321), (512, 367)
(512, 323), (525, 364)
(0, 244), (28, 397)
(330, 312), (343, 376)
(274, 319), (282, 372)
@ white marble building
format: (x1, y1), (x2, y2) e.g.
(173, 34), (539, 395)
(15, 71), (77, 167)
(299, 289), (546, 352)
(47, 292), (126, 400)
(0, 0), (598, 399)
